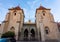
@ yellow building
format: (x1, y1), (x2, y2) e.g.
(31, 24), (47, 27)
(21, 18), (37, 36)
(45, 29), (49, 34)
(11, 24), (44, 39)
(0, 5), (59, 41)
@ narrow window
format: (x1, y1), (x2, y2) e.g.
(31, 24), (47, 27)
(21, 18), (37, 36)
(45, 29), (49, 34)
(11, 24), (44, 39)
(45, 27), (49, 34)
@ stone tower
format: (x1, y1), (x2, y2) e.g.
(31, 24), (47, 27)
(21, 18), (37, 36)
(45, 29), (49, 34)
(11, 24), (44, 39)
(35, 6), (59, 41)
(2, 6), (24, 40)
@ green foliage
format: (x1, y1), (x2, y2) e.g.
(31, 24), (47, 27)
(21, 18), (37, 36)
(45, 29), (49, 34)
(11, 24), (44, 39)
(1, 31), (15, 38)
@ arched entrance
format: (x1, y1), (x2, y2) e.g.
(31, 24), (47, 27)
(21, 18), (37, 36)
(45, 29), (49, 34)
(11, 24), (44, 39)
(31, 29), (35, 40)
(24, 29), (28, 40)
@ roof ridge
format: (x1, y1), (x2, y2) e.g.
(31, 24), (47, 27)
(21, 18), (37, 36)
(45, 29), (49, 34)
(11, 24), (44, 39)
(9, 6), (22, 10)
(37, 5), (50, 10)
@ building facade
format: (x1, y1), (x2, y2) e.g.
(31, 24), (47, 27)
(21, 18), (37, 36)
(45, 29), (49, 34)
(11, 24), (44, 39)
(0, 6), (59, 41)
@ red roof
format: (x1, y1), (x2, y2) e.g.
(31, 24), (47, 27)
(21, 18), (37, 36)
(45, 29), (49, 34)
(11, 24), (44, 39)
(9, 6), (22, 10)
(37, 6), (50, 10)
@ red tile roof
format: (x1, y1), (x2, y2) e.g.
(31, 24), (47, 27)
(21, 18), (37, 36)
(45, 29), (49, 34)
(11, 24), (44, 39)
(9, 6), (22, 10)
(37, 6), (50, 10)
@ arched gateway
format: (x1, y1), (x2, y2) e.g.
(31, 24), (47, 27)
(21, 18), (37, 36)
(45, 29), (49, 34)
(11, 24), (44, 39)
(30, 29), (35, 40)
(24, 29), (28, 40)
(23, 29), (36, 40)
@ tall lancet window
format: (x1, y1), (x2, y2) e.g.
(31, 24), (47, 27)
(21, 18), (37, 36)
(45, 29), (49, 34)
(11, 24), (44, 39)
(45, 27), (49, 34)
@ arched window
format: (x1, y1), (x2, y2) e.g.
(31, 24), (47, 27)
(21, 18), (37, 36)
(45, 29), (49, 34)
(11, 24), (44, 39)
(10, 27), (15, 32)
(31, 29), (35, 37)
(45, 27), (49, 34)
(24, 29), (28, 37)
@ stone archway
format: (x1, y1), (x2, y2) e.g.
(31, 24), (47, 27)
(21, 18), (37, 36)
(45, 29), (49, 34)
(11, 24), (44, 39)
(30, 29), (35, 40)
(24, 29), (28, 40)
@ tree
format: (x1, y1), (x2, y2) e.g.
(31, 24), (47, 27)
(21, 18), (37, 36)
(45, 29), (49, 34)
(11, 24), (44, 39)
(1, 31), (15, 38)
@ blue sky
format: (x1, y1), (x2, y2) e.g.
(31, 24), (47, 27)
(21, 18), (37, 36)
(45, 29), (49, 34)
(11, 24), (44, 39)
(0, 0), (60, 23)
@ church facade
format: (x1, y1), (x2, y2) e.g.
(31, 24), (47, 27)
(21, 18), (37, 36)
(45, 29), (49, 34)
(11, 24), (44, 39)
(0, 5), (60, 41)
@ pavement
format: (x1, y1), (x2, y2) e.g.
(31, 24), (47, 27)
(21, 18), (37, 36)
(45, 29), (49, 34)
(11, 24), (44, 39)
(16, 40), (59, 42)
(16, 41), (42, 42)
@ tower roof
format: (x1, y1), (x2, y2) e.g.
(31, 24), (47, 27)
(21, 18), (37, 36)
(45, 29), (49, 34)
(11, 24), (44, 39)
(9, 6), (22, 10)
(37, 6), (50, 10)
